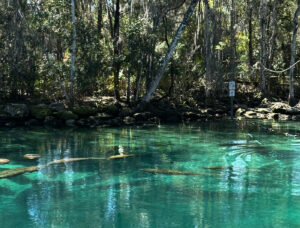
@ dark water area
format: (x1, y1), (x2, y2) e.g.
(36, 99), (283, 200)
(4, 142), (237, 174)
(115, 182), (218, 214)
(0, 120), (300, 227)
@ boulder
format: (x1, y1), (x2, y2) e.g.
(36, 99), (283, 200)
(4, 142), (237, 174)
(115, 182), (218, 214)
(55, 110), (78, 120)
(72, 106), (98, 117)
(4, 104), (29, 119)
(49, 102), (65, 112)
(133, 112), (153, 121)
(244, 111), (257, 119)
(30, 104), (52, 120)
(25, 119), (41, 126)
(44, 116), (63, 127)
(271, 102), (292, 114)
(123, 116), (135, 125)
(66, 119), (76, 127)
(235, 108), (246, 117)
(0, 158), (10, 164)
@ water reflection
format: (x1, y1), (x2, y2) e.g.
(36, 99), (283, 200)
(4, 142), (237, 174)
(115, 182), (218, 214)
(0, 120), (300, 227)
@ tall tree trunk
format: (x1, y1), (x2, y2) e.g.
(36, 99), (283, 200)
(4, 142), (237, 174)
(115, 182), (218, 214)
(70, 0), (77, 104)
(267, 0), (278, 93)
(247, 0), (254, 67)
(289, 1), (300, 106)
(204, 0), (212, 99)
(259, 0), (267, 96)
(230, 0), (236, 81)
(98, 0), (103, 35)
(113, 0), (120, 100)
(142, 0), (200, 102)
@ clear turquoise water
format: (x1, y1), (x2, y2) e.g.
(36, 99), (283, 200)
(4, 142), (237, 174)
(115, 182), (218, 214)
(0, 120), (300, 228)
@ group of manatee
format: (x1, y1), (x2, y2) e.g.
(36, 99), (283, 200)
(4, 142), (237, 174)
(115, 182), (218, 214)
(0, 153), (235, 179)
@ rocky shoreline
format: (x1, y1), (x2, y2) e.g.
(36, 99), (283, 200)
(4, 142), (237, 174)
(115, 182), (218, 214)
(0, 97), (300, 128)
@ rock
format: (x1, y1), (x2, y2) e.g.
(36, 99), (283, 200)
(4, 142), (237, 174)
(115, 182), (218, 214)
(24, 154), (41, 159)
(49, 102), (65, 112)
(30, 104), (52, 120)
(55, 110), (78, 120)
(255, 108), (271, 114)
(25, 119), (41, 126)
(292, 115), (300, 121)
(244, 111), (257, 119)
(44, 116), (63, 127)
(133, 112), (153, 121)
(0, 158), (10, 164)
(106, 117), (123, 127)
(182, 111), (203, 121)
(4, 104), (29, 119)
(267, 113), (278, 120)
(100, 103), (120, 116)
(119, 107), (133, 117)
(5, 121), (16, 127)
(260, 98), (270, 107)
(66, 119), (76, 127)
(123, 116), (135, 125)
(72, 106), (98, 117)
(76, 118), (87, 126)
(96, 113), (114, 121)
(235, 108), (246, 117)
(278, 114), (291, 121)
(271, 102), (292, 114)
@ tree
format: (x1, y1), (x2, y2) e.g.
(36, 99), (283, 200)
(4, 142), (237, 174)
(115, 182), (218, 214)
(259, 0), (267, 95)
(142, 0), (201, 102)
(289, 0), (300, 106)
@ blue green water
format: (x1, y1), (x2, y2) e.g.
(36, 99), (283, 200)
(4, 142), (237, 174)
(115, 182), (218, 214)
(0, 120), (300, 228)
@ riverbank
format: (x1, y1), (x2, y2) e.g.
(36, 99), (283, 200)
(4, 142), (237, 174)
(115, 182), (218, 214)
(0, 97), (300, 128)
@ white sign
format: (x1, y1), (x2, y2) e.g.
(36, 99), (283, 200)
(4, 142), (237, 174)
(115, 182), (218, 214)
(229, 89), (235, 97)
(229, 81), (235, 90)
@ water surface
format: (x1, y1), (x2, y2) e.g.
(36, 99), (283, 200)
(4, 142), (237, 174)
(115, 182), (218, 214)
(0, 120), (300, 227)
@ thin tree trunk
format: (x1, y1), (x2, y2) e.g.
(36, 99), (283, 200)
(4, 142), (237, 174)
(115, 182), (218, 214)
(267, 0), (278, 93)
(289, 1), (300, 106)
(98, 0), (103, 35)
(142, 0), (200, 102)
(70, 0), (77, 104)
(127, 73), (130, 103)
(260, 0), (267, 95)
(230, 0), (236, 81)
(247, 0), (254, 67)
(113, 0), (120, 100)
(204, 0), (212, 98)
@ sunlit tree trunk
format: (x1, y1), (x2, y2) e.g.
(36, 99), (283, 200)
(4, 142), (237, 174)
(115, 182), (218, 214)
(289, 1), (300, 106)
(142, 0), (200, 102)
(70, 0), (77, 104)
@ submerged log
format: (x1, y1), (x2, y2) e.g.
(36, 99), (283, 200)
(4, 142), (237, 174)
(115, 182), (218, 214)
(108, 154), (135, 159)
(0, 159), (10, 165)
(141, 168), (212, 176)
(0, 166), (44, 179)
(24, 154), (41, 160)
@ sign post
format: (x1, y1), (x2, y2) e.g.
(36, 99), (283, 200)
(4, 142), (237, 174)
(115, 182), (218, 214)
(229, 81), (235, 119)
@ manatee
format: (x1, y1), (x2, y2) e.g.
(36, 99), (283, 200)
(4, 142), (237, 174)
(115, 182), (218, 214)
(141, 168), (213, 176)
(24, 154), (41, 159)
(0, 158), (10, 165)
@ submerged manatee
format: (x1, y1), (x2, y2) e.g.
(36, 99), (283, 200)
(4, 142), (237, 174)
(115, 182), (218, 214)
(141, 168), (213, 176)
(0, 159), (10, 164)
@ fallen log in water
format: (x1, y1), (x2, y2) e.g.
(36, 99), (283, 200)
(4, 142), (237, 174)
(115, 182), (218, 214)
(141, 168), (213, 176)
(108, 154), (135, 159)
(0, 157), (105, 179)
(0, 166), (44, 179)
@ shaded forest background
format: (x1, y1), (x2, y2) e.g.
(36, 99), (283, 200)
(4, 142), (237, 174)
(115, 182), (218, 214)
(0, 0), (300, 107)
